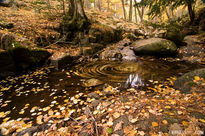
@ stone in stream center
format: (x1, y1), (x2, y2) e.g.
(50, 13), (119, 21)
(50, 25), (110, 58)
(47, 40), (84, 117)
(132, 38), (177, 56)
(82, 78), (103, 87)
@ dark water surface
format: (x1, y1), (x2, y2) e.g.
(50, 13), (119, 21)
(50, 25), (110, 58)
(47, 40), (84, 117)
(0, 59), (204, 124)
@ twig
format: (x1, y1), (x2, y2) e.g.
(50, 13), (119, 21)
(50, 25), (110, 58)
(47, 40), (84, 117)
(85, 106), (99, 136)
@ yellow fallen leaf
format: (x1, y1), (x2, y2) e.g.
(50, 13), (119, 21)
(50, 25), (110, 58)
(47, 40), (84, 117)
(165, 106), (171, 109)
(194, 76), (200, 81)
(19, 110), (25, 114)
(113, 112), (120, 119)
(199, 119), (205, 123)
(0, 112), (5, 118)
(162, 120), (168, 125)
(182, 121), (188, 126)
(152, 122), (158, 127)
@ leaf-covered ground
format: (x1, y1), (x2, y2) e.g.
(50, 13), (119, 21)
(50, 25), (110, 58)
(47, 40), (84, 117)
(0, 67), (204, 135)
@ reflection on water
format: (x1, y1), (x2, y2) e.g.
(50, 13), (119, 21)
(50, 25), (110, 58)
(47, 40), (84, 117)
(125, 74), (144, 88)
(74, 60), (203, 87)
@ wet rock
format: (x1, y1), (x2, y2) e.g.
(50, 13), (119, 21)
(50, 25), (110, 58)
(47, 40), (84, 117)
(87, 92), (100, 99)
(0, 50), (15, 79)
(178, 34), (205, 63)
(99, 39), (134, 61)
(120, 46), (137, 61)
(174, 68), (205, 93)
(183, 35), (204, 46)
(164, 26), (184, 46)
(132, 38), (177, 56)
(100, 47), (122, 60)
(50, 54), (76, 69)
(82, 43), (104, 56)
(82, 78), (103, 87)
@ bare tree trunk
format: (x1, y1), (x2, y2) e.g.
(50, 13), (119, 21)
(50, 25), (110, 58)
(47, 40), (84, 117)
(129, 0), (133, 22)
(97, 0), (102, 11)
(134, 6), (137, 23)
(84, 0), (91, 10)
(64, 0), (89, 31)
(187, 0), (195, 23)
(107, 0), (110, 11)
(121, 0), (127, 20)
(62, 0), (66, 15)
(136, 6), (144, 22)
(94, 0), (96, 9)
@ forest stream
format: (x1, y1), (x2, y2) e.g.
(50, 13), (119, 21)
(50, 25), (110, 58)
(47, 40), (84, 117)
(0, 58), (204, 126)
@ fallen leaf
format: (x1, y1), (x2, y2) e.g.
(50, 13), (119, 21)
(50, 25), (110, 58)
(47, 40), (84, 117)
(182, 121), (188, 126)
(152, 122), (158, 127)
(162, 120), (168, 125)
(114, 121), (123, 131)
(107, 128), (113, 134)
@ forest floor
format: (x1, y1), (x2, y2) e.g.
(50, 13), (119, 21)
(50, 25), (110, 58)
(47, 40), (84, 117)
(0, 2), (205, 136)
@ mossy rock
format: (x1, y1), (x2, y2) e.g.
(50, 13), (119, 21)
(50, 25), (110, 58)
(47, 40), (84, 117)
(165, 26), (184, 46)
(9, 46), (51, 71)
(174, 68), (205, 93)
(89, 23), (122, 45)
(0, 51), (15, 78)
(132, 38), (177, 56)
(0, 32), (15, 50)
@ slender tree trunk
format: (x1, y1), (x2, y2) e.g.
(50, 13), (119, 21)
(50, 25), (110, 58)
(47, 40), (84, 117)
(94, 0), (96, 9)
(107, 0), (110, 11)
(84, 0), (91, 10)
(96, 0), (101, 11)
(136, 6), (144, 22)
(62, 0), (66, 15)
(121, 0), (127, 20)
(134, 6), (137, 23)
(187, 0), (195, 23)
(129, 0), (133, 22)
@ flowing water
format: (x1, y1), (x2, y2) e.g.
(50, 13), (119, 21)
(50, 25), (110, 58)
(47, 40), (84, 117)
(0, 59), (204, 125)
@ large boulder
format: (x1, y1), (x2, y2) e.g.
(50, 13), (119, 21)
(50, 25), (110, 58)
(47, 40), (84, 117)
(174, 68), (205, 93)
(132, 38), (177, 56)
(88, 23), (122, 45)
(164, 26), (184, 46)
(0, 51), (15, 78)
(9, 47), (51, 71)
